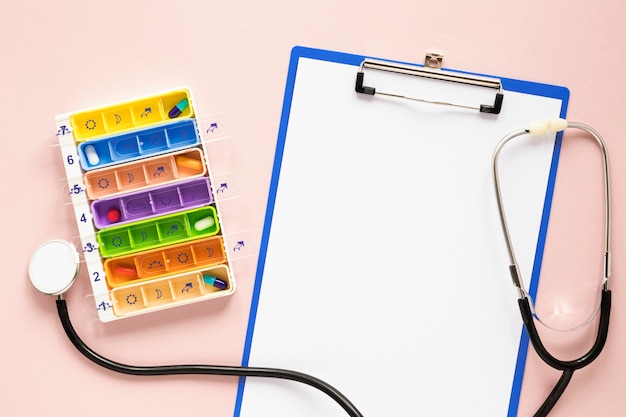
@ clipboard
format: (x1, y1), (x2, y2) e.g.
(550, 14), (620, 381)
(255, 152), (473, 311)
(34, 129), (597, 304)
(235, 46), (569, 416)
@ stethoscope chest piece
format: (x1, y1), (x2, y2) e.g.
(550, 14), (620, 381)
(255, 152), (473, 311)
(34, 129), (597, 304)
(29, 239), (80, 296)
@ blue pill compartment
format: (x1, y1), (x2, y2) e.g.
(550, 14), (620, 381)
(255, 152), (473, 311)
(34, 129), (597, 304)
(138, 130), (168, 153)
(83, 141), (114, 167)
(166, 122), (198, 147)
(111, 136), (141, 160)
(77, 119), (200, 171)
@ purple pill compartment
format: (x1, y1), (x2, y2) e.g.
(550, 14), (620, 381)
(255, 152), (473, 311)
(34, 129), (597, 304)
(91, 177), (213, 229)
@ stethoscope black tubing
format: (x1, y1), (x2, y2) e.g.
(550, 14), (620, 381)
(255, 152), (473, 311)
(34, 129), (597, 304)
(519, 290), (611, 371)
(55, 298), (364, 417)
(518, 290), (611, 417)
(533, 368), (573, 417)
(57, 289), (610, 417)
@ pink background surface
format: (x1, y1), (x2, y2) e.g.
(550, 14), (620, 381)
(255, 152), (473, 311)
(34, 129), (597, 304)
(1, 1), (625, 416)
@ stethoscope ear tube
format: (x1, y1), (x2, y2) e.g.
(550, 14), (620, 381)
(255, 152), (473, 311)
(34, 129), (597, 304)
(493, 120), (612, 302)
(519, 290), (611, 372)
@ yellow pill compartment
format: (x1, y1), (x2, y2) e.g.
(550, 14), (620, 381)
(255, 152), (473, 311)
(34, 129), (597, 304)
(69, 89), (194, 142)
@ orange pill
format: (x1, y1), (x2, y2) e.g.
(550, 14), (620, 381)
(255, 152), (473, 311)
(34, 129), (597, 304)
(175, 155), (203, 171)
(114, 265), (137, 276)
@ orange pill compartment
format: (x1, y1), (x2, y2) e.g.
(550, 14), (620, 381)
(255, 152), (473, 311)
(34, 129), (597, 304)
(84, 147), (207, 200)
(104, 236), (227, 288)
(104, 236), (232, 317)
(110, 264), (234, 317)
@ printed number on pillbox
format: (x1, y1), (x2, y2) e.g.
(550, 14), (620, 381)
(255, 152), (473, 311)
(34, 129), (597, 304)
(55, 89), (236, 322)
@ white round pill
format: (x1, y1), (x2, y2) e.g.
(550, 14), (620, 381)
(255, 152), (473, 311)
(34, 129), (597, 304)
(85, 144), (100, 166)
(194, 216), (215, 231)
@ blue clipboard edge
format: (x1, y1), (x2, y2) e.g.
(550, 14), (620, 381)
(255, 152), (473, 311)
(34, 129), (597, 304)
(235, 46), (570, 417)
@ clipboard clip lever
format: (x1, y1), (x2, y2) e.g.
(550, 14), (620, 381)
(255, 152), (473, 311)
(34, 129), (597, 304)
(355, 58), (504, 114)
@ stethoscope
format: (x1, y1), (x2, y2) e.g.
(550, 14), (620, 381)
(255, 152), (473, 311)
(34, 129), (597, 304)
(29, 119), (610, 417)
(492, 119), (612, 417)
(29, 245), (364, 417)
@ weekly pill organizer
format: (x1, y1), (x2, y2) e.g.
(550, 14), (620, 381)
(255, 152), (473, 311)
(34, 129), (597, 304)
(55, 88), (240, 321)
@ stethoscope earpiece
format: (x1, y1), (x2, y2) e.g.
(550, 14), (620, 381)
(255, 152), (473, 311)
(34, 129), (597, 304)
(29, 239), (80, 296)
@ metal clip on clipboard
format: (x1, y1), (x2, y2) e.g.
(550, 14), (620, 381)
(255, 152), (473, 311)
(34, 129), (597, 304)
(355, 55), (504, 114)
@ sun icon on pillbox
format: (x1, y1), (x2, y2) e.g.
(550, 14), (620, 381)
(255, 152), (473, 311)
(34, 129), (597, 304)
(85, 119), (97, 130)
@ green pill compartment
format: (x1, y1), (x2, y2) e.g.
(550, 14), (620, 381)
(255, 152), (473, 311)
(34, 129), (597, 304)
(97, 206), (219, 257)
